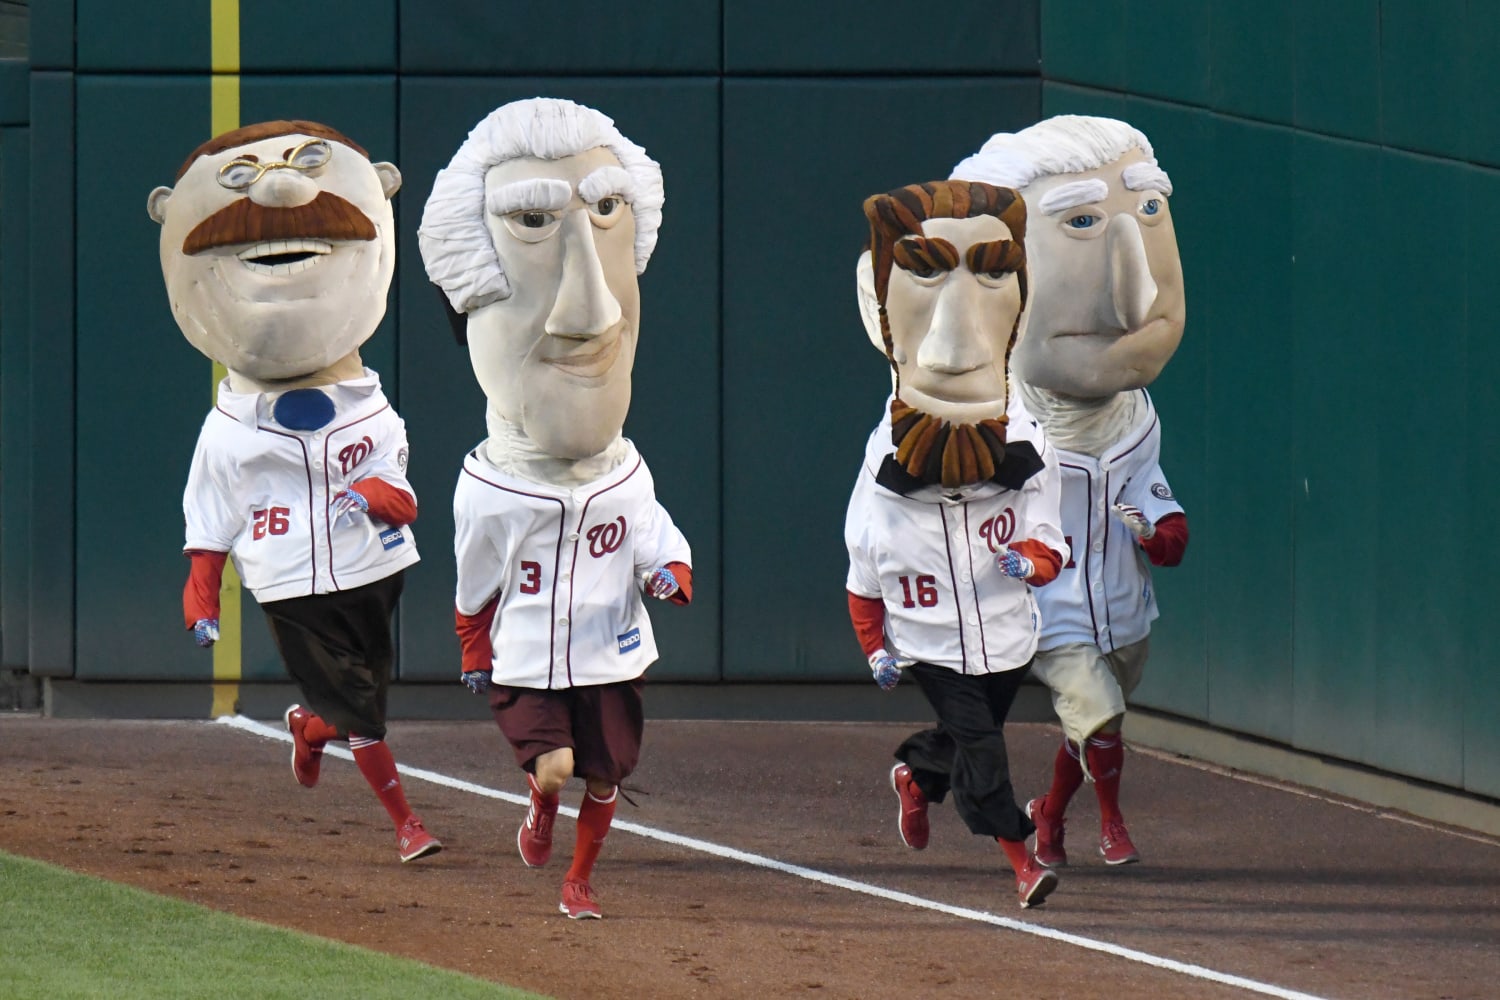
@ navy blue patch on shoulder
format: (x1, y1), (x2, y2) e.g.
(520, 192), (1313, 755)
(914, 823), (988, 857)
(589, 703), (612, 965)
(1150, 483), (1174, 501)
(273, 389), (336, 431)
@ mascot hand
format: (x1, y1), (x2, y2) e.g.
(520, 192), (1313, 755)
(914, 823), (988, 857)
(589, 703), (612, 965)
(996, 549), (1035, 579)
(192, 618), (220, 648)
(330, 488), (370, 521)
(461, 669), (492, 695)
(644, 566), (679, 601)
(868, 649), (901, 691)
(1111, 503), (1155, 539)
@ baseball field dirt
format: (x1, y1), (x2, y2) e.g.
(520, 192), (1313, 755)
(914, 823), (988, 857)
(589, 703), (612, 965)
(3, 714), (1498, 999)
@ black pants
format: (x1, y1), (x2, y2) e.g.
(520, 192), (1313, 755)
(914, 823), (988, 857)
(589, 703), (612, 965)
(896, 661), (1033, 842)
(260, 571), (404, 740)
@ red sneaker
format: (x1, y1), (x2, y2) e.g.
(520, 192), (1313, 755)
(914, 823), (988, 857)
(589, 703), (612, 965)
(559, 878), (602, 919)
(889, 763), (929, 850)
(518, 773), (558, 868)
(1100, 818), (1140, 865)
(1016, 856), (1059, 909)
(1026, 796), (1067, 868)
(397, 816), (442, 863)
(283, 705), (323, 789)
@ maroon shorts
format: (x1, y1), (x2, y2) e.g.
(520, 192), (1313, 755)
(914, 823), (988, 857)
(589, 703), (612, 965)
(488, 678), (645, 785)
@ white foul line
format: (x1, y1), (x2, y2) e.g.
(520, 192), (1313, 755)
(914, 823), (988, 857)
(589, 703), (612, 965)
(217, 714), (1333, 1000)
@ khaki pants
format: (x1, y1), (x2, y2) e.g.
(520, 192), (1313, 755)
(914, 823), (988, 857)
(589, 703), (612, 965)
(1028, 637), (1150, 744)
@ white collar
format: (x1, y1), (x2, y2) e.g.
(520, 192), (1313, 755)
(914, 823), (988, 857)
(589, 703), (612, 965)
(214, 369), (382, 430)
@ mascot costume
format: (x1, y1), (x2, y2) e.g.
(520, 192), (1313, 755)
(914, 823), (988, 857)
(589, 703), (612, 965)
(845, 180), (1069, 909)
(952, 115), (1189, 868)
(419, 97), (693, 920)
(150, 120), (441, 863)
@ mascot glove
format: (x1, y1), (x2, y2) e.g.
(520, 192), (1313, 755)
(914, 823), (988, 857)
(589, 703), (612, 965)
(644, 566), (679, 601)
(193, 618), (220, 648)
(996, 549), (1035, 579)
(868, 649), (902, 691)
(1111, 503), (1156, 539)
(461, 669), (492, 695)
(330, 488), (370, 521)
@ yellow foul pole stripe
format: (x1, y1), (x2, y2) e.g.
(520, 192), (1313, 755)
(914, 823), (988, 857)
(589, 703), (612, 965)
(209, 0), (242, 719)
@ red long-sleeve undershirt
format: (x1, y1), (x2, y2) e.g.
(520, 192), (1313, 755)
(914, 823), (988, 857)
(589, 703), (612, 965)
(455, 561), (694, 675)
(1139, 512), (1188, 567)
(351, 477), (417, 527)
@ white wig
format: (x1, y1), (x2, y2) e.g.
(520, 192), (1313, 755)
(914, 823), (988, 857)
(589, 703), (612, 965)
(950, 115), (1171, 196)
(419, 97), (665, 314)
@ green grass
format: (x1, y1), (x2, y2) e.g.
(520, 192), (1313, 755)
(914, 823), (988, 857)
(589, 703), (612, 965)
(0, 852), (547, 1000)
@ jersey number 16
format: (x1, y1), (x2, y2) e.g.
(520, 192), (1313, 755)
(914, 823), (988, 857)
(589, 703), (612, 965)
(898, 574), (939, 608)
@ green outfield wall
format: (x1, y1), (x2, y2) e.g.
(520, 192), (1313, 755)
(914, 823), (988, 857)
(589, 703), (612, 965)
(1, 1), (1495, 801)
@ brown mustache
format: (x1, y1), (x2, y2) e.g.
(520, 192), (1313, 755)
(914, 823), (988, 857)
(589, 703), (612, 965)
(182, 191), (377, 255)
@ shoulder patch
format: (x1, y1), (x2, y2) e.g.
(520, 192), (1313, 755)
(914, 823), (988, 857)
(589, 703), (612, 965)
(1150, 483), (1174, 501)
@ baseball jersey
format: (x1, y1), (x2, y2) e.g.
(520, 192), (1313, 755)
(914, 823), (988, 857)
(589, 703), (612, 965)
(1034, 389), (1183, 653)
(182, 371), (420, 603)
(453, 441), (691, 690)
(844, 397), (1068, 675)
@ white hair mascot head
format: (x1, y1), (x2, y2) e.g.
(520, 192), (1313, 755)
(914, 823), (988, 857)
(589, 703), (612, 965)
(419, 98), (664, 470)
(951, 115), (1184, 401)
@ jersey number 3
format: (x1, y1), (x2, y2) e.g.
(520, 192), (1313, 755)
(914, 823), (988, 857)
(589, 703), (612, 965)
(898, 574), (939, 608)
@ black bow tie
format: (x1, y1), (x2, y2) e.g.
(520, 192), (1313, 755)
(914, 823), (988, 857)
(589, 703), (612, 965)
(874, 440), (1045, 497)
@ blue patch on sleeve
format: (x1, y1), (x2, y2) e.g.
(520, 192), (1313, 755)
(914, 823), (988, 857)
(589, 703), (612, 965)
(379, 528), (405, 550)
(617, 627), (641, 654)
(272, 388), (336, 431)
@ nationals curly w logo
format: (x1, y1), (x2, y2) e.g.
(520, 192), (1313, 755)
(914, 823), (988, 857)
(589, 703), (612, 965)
(586, 516), (628, 558)
(978, 509), (1016, 553)
(338, 435), (374, 476)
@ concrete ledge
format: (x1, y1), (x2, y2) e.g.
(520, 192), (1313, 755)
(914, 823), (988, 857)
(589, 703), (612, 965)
(1126, 707), (1500, 841)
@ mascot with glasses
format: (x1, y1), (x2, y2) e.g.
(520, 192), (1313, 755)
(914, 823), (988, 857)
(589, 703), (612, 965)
(148, 120), (442, 865)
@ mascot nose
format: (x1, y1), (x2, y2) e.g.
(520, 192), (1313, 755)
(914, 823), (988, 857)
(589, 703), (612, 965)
(545, 211), (623, 338)
(249, 167), (320, 209)
(917, 277), (992, 374)
(1107, 214), (1157, 331)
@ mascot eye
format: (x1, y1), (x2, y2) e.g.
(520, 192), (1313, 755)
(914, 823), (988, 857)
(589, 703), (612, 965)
(596, 197), (619, 215)
(288, 139), (332, 170)
(1141, 198), (1161, 217)
(520, 211), (556, 228)
(1065, 214), (1098, 230)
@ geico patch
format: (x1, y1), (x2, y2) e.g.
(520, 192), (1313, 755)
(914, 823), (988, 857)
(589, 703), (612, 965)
(617, 627), (642, 653)
(380, 528), (405, 550)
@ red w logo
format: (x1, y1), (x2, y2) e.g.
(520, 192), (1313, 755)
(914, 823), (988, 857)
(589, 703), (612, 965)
(339, 435), (374, 476)
(586, 516), (628, 558)
(978, 509), (1016, 552)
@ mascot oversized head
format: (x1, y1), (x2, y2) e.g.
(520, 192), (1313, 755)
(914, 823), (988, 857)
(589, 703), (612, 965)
(147, 120), (402, 389)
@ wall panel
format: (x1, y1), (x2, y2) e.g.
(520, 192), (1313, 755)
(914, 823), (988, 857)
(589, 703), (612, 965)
(398, 0), (719, 74)
(1, 126), (30, 669)
(725, 0), (1037, 74)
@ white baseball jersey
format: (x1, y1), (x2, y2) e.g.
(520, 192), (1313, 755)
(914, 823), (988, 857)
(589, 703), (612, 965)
(1034, 389), (1183, 653)
(844, 397), (1068, 675)
(182, 372), (420, 604)
(453, 441), (691, 690)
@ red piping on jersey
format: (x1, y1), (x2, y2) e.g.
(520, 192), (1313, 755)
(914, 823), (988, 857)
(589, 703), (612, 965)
(319, 404), (391, 592)
(565, 455), (645, 686)
(1060, 461), (1103, 644)
(1106, 390), (1157, 465)
(252, 423), (319, 591)
(937, 506), (969, 674)
(961, 505), (989, 667)
(461, 461), (567, 686)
